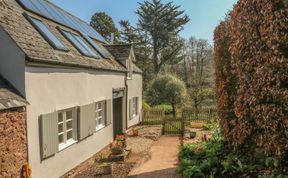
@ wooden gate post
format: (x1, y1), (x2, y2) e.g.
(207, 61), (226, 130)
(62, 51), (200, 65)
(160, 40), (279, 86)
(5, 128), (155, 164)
(181, 111), (184, 137)
(162, 109), (165, 135)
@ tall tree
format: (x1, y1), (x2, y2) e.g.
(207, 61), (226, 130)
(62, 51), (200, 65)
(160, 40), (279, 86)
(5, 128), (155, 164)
(119, 20), (153, 90)
(137, 0), (189, 74)
(90, 12), (120, 43)
(171, 37), (215, 110)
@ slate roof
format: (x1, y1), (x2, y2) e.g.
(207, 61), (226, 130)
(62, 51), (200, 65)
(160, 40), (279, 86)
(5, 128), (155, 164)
(0, 0), (128, 72)
(0, 76), (28, 111)
(105, 44), (143, 73)
(105, 44), (133, 60)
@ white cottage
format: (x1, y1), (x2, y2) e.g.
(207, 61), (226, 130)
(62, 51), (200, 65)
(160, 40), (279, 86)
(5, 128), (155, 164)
(0, 0), (142, 177)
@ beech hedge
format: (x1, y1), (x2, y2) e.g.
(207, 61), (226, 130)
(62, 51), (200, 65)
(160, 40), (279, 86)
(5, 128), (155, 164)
(214, 0), (288, 159)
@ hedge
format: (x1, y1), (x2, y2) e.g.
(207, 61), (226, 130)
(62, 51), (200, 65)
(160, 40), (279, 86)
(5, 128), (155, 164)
(214, 0), (288, 159)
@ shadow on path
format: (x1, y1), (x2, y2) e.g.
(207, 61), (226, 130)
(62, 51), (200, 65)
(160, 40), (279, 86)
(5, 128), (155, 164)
(127, 168), (181, 178)
(127, 136), (181, 178)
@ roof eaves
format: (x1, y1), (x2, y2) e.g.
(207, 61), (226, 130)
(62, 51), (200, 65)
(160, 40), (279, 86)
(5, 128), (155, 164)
(26, 56), (128, 73)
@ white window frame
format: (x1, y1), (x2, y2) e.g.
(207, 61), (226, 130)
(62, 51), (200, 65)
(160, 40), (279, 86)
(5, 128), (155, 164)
(58, 108), (77, 151)
(95, 101), (106, 131)
(132, 97), (139, 117)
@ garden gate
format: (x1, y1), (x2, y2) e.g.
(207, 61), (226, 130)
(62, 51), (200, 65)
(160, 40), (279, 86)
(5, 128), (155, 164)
(163, 117), (184, 135)
(142, 108), (184, 135)
(142, 107), (218, 136)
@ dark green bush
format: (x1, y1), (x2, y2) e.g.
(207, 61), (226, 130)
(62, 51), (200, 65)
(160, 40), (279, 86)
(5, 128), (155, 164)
(178, 131), (288, 178)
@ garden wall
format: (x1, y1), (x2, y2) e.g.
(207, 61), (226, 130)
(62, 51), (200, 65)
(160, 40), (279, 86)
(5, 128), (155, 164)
(0, 107), (28, 177)
(214, 0), (288, 159)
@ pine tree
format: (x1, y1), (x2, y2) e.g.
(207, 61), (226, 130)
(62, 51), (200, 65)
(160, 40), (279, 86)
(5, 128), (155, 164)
(137, 0), (189, 74)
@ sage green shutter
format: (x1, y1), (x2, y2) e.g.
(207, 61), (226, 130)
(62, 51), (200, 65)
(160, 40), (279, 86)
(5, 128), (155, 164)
(79, 103), (95, 140)
(129, 99), (133, 120)
(40, 112), (58, 159)
(72, 107), (78, 140)
(106, 99), (112, 125)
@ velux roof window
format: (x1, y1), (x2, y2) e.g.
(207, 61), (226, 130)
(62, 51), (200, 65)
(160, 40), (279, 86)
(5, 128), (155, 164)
(25, 14), (67, 51)
(59, 29), (99, 58)
(84, 36), (113, 59)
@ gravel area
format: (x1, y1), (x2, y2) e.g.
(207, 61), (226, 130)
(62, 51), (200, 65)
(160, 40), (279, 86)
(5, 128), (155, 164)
(71, 125), (163, 178)
(126, 137), (154, 154)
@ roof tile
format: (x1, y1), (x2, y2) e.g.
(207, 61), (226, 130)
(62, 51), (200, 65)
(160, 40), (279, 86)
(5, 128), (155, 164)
(0, 76), (28, 111)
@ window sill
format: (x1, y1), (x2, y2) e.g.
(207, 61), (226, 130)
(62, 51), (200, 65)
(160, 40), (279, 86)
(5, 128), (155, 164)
(96, 124), (105, 132)
(58, 139), (77, 151)
(130, 114), (138, 120)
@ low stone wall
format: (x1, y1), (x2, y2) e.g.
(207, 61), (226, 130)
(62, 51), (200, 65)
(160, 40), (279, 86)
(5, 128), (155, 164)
(0, 107), (28, 178)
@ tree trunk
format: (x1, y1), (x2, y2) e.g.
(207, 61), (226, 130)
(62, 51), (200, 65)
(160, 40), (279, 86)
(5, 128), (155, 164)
(171, 103), (176, 119)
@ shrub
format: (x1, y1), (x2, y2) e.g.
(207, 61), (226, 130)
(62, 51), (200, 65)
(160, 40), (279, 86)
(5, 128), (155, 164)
(154, 104), (173, 115)
(142, 100), (151, 110)
(147, 74), (188, 118)
(202, 120), (219, 131)
(178, 131), (288, 178)
(214, 0), (288, 160)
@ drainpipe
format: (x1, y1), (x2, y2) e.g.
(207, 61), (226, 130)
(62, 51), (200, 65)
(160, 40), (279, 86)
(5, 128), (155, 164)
(125, 72), (128, 131)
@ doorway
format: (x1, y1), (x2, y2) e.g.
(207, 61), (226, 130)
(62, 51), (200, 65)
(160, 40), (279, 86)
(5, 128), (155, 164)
(113, 97), (123, 139)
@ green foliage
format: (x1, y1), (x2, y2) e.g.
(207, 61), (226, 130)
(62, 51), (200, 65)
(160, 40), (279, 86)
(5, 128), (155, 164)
(168, 37), (216, 109)
(261, 174), (288, 178)
(147, 74), (187, 118)
(154, 104), (173, 115)
(137, 0), (189, 74)
(142, 100), (151, 110)
(119, 20), (153, 91)
(178, 130), (288, 178)
(202, 120), (219, 131)
(90, 12), (120, 42)
(147, 74), (187, 105)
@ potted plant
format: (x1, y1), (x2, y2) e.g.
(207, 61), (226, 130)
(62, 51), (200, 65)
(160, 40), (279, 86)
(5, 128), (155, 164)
(110, 142), (124, 155)
(115, 134), (127, 148)
(190, 131), (197, 139)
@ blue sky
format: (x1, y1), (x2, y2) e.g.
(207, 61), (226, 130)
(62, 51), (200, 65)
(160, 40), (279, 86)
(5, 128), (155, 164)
(50, 0), (238, 44)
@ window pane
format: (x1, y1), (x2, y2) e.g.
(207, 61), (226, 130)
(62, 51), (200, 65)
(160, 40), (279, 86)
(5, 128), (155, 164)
(67, 130), (73, 140)
(62, 30), (97, 57)
(58, 123), (63, 133)
(66, 120), (73, 130)
(58, 135), (64, 144)
(85, 36), (113, 59)
(30, 17), (66, 50)
(58, 113), (63, 123)
(97, 102), (102, 110)
(74, 35), (97, 57)
(66, 111), (73, 120)
(98, 118), (102, 125)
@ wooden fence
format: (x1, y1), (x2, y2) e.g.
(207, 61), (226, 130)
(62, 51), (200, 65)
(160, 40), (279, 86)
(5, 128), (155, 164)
(182, 107), (218, 123)
(142, 108), (165, 125)
(142, 107), (218, 125)
(142, 107), (218, 135)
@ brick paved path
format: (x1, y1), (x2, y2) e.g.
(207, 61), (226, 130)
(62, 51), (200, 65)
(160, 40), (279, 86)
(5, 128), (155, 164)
(128, 136), (181, 178)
